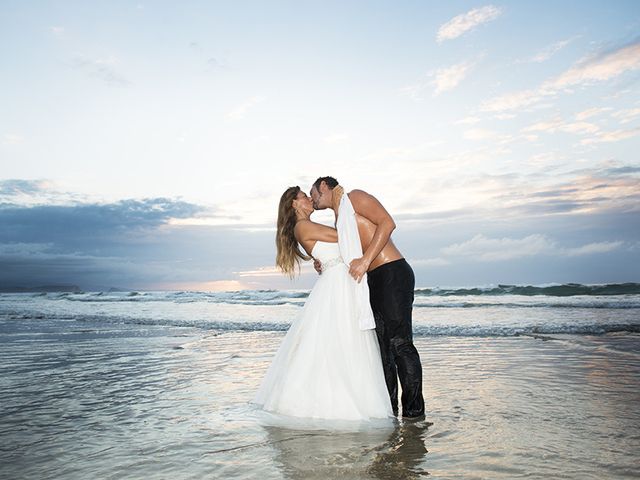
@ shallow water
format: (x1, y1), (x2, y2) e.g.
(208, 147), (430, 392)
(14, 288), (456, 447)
(1, 313), (639, 479)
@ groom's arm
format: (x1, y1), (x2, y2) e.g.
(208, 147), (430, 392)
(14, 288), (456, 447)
(347, 189), (396, 282)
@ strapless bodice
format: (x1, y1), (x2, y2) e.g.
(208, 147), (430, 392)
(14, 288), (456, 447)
(310, 241), (344, 271)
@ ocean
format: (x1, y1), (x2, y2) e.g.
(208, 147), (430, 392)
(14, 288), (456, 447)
(1, 283), (639, 479)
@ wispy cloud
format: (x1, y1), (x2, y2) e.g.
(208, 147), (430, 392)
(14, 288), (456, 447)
(432, 60), (476, 95)
(71, 54), (130, 87)
(1, 133), (24, 146)
(480, 87), (542, 112)
(0, 179), (84, 205)
(189, 41), (230, 72)
(236, 266), (283, 277)
(522, 116), (600, 135)
(548, 40), (640, 89)
(442, 234), (554, 261)
(481, 39), (640, 112)
(456, 116), (482, 125)
(441, 233), (623, 261)
(437, 5), (502, 43)
(225, 95), (266, 121)
(324, 133), (349, 144)
(391, 159), (640, 225)
(463, 127), (513, 143)
(575, 107), (612, 120)
(611, 107), (640, 124)
(523, 36), (579, 63)
(401, 57), (479, 99)
(409, 257), (451, 267)
(566, 241), (624, 256)
(0, 179), (49, 197)
(581, 126), (640, 144)
(49, 26), (65, 36)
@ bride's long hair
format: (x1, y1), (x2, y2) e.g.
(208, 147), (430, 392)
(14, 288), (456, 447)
(276, 186), (310, 277)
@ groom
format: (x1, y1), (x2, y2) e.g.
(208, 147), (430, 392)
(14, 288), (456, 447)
(310, 176), (425, 418)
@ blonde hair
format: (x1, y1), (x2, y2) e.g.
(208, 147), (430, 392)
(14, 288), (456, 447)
(276, 186), (310, 277)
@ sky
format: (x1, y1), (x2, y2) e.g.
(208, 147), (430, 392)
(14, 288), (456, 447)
(1, 0), (639, 291)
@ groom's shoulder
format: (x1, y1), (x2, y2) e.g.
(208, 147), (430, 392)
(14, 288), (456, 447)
(347, 190), (390, 218)
(347, 189), (375, 204)
(347, 188), (369, 198)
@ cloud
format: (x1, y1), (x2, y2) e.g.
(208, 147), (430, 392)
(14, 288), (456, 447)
(565, 241), (623, 256)
(581, 126), (640, 144)
(0, 242), (52, 255)
(547, 40), (640, 89)
(0, 195), (267, 290)
(481, 39), (640, 112)
(409, 257), (451, 267)
(189, 41), (230, 72)
(437, 5), (502, 43)
(456, 116), (481, 125)
(50, 26), (64, 36)
(0, 179), (49, 196)
(463, 127), (513, 143)
(2, 133), (24, 146)
(0, 197), (209, 244)
(225, 95), (266, 121)
(441, 233), (624, 261)
(236, 266), (283, 277)
(603, 165), (640, 176)
(432, 60), (475, 95)
(401, 57), (480, 100)
(389, 159), (640, 227)
(0, 179), (95, 206)
(611, 107), (640, 124)
(207, 57), (226, 69)
(71, 54), (130, 87)
(522, 116), (600, 135)
(575, 107), (612, 121)
(399, 83), (426, 100)
(480, 88), (543, 112)
(498, 165), (640, 216)
(524, 36), (578, 63)
(494, 113), (516, 120)
(442, 234), (553, 261)
(324, 133), (349, 144)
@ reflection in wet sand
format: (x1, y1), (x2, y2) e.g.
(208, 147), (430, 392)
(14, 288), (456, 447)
(261, 419), (431, 479)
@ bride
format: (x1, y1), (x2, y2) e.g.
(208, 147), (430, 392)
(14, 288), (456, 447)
(252, 186), (393, 421)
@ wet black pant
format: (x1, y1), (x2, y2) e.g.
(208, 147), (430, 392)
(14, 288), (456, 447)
(368, 259), (425, 417)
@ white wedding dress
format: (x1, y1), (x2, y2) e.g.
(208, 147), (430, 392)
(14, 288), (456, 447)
(253, 241), (393, 423)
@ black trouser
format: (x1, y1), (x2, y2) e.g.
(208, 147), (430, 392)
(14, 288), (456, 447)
(368, 258), (425, 417)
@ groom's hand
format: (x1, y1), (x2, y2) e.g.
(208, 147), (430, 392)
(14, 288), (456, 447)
(349, 257), (370, 283)
(313, 258), (322, 275)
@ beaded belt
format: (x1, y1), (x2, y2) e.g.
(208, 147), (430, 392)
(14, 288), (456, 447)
(320, 257), (344, 272)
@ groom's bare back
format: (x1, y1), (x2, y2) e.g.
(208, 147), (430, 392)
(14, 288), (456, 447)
(347, 190), (404, 272)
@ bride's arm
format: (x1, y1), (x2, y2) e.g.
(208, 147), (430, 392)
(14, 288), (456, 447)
(294, 220), (338, 244)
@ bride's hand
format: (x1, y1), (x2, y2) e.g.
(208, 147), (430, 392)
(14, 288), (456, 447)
(331, 185), (344, 211)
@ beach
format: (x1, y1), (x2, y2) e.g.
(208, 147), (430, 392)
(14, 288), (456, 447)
(1, 289), (639, 479)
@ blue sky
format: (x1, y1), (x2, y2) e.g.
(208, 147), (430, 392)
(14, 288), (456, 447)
(1, 1), (639, 291)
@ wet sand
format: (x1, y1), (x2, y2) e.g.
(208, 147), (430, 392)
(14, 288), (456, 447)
(1, 316), (639, 479)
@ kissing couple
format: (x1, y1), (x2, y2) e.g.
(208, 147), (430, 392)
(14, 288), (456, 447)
(253, 176), (425, 422)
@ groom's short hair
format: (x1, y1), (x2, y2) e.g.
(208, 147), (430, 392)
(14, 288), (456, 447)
(313, 176), (339, 190)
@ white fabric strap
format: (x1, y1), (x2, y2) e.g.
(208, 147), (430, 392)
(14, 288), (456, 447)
(336, 191), (376, 330)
